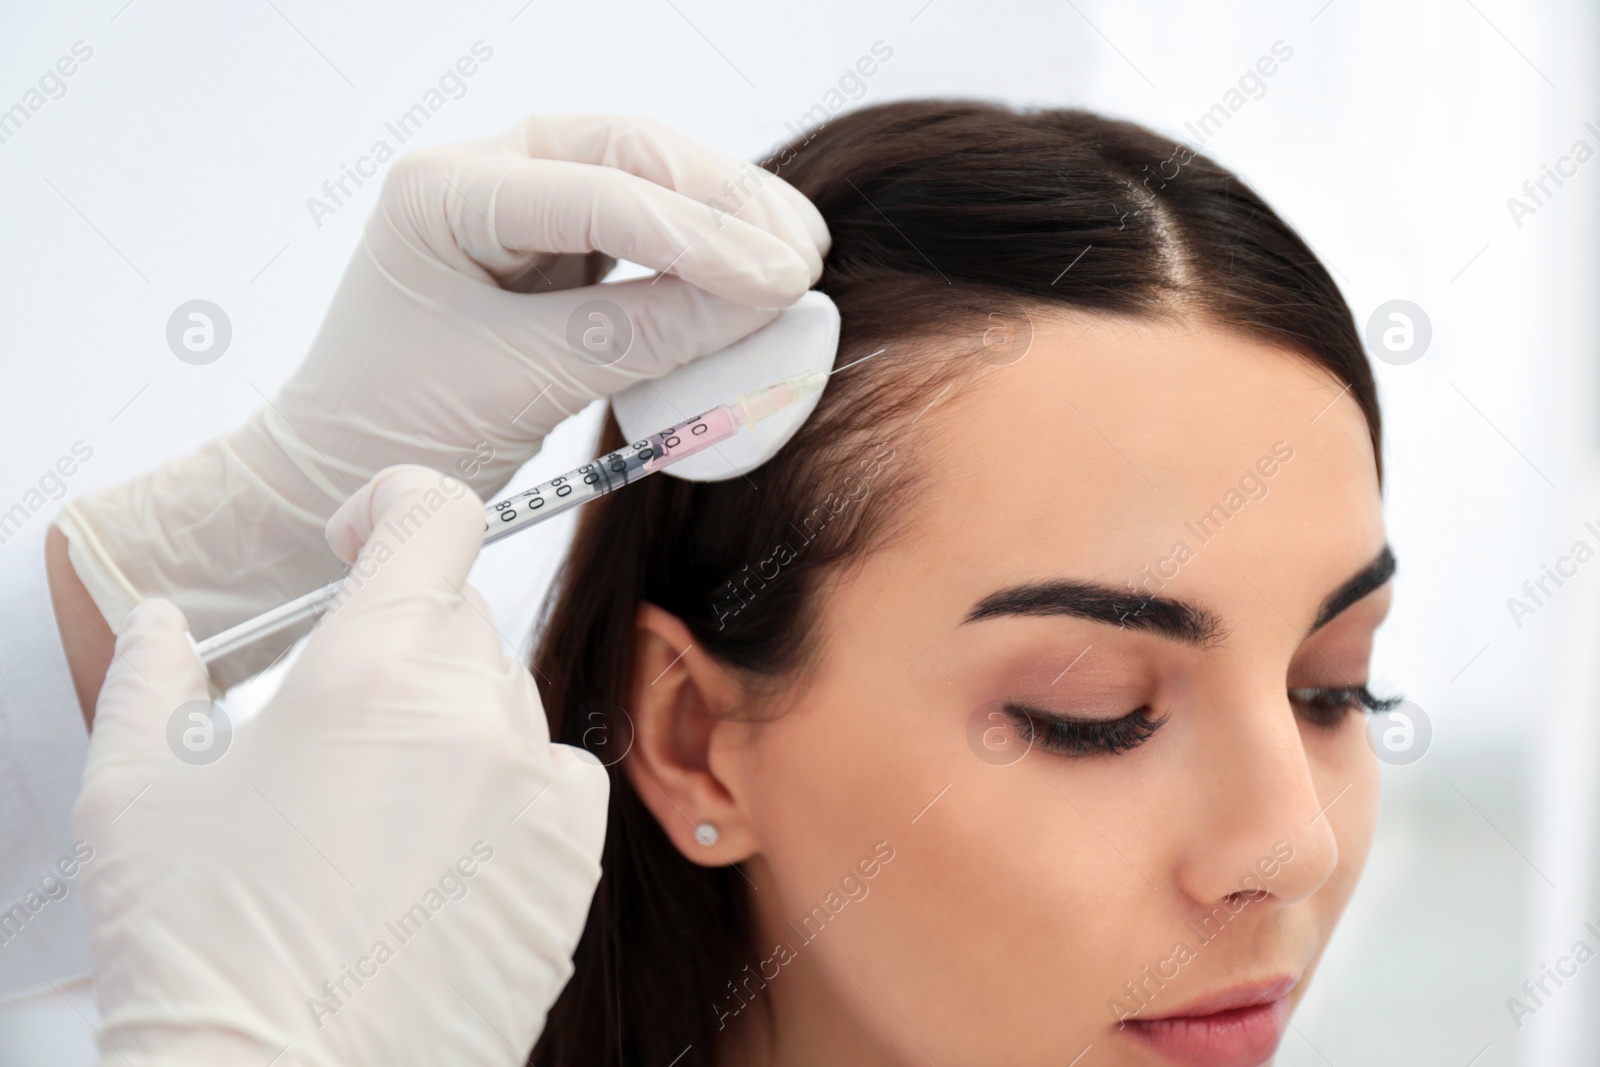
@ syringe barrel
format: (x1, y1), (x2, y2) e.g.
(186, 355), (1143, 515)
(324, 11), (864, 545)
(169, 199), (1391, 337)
(482, 404), (740, 545)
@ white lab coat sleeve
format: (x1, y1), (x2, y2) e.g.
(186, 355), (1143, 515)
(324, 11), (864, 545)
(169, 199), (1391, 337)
(0, 520), (92, 1002)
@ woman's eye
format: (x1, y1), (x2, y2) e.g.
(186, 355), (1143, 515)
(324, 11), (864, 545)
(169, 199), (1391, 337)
(1004, 704), (1165, 757)
(1289, 685), (1402, 729)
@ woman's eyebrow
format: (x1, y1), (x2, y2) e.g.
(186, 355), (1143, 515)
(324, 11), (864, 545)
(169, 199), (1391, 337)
(1308, 545), (1396, 634)
(960, 544), (1395, 646)
(962, 581), (1225, 647)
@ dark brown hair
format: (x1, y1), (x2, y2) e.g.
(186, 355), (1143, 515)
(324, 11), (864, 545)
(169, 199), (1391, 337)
(529, 100), (1381, 1066)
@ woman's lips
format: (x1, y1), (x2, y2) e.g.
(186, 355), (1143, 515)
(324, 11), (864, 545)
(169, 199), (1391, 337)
(1121, 976), (1296, 1067)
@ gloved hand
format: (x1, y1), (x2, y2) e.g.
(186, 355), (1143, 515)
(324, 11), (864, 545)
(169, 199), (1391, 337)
(59, 113), (828, 684)
(75, 465), (608, 1067)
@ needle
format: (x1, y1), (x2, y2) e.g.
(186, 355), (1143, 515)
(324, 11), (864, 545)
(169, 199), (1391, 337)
(829, 347), (886, 375)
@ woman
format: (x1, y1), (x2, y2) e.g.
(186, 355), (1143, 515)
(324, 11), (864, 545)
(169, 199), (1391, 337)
(533, 100), (1393, 1067)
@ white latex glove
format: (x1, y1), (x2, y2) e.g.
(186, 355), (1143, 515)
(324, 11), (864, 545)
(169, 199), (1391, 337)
(60, 112), (828, 683)
(75, 465), (608, 1067)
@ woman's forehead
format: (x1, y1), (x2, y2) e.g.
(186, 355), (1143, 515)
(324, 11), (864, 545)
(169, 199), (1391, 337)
(873, 313), (1384, 628)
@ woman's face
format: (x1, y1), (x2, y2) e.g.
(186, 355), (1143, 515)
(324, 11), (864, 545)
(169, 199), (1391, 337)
(709, 312), (1390, 1067)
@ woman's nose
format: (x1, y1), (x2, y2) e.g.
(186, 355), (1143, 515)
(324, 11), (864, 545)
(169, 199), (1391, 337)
(1170, 694), (1342, 910)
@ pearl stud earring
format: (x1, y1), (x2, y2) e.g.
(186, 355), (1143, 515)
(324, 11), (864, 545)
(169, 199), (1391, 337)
(694, 822), (720, 846)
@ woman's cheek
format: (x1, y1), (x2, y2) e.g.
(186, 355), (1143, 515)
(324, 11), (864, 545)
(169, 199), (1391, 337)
(1308, 718), (1381, 934)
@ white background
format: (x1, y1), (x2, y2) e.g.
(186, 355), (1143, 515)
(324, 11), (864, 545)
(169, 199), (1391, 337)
(1, 0), (1597, 1063)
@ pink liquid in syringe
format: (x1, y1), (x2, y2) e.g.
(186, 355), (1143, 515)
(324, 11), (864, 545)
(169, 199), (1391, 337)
(641, 404), (741, 472)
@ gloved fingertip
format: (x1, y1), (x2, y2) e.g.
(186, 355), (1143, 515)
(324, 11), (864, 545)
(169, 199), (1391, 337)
(324, 464), (489, 604)
(744, 245), (814, 308)
(548, 742), (611, 849)
(120, 597), (190, 639)
(324, 470), (389, 566)
(115, 599), (200, 669)
(764, 173), (832, 260)
(580, 279), (784, 385)
(325, 464), (484, 565)
(551, 743), (603, 771)
(93, 598), (210, 749)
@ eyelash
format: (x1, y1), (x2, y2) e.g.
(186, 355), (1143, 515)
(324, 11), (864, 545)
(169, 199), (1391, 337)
(1290, 685), (1402, 729)
(1005, 685), (1403, 757)
(1003, 704), (1166, 757)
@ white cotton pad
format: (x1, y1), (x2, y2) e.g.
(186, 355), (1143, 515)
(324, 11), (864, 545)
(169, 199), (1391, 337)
(611, 290), (841, 482)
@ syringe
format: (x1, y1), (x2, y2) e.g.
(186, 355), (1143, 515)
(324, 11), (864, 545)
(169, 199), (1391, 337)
(192, 370), (827, 665)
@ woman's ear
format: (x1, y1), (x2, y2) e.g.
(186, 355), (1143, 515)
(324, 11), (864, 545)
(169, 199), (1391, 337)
(625, 603), (756, 866)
